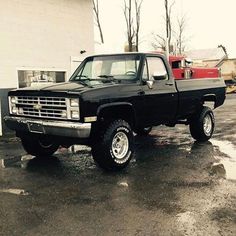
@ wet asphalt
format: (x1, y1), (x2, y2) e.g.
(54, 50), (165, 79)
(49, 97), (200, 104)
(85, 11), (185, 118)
(0, 95), (236, 236)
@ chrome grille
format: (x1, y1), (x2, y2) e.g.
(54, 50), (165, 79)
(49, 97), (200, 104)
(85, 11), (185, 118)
(15, 96), (67, 119)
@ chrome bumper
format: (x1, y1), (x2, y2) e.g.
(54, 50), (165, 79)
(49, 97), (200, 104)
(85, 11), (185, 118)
(4, 116), (91, 138)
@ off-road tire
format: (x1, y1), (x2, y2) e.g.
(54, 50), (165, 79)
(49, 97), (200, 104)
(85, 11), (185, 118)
(92, 119), (134, 171)
(135, 126), (152, 136)
(189, 106), (215, 142)
(20, 134), (59, 157)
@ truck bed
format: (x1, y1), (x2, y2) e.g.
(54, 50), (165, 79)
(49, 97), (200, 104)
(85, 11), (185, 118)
(175, 77), (226, 120)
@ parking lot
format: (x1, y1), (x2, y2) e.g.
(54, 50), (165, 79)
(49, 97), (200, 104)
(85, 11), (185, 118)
(0, 95), (236, 236)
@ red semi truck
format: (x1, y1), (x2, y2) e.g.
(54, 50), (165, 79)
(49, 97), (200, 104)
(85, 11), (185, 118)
(168, 55), (220, 80)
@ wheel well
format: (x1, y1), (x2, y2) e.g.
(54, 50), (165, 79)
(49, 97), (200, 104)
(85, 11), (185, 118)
(97, 105), (135, 128)
(202, 95), (216, 109)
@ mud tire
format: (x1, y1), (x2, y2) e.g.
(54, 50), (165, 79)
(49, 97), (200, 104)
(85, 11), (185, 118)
(20, 134), (59, 157)
(189, 106), (215, 142)
(92, 119), (134, 171)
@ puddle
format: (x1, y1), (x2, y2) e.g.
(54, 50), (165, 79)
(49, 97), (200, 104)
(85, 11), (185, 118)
(0, 155), (35, 168)
(0, 156), (22, 168)
(0, 188), (29, 196)
(211, 140), (236, 157)
(211, 139), (236, 180)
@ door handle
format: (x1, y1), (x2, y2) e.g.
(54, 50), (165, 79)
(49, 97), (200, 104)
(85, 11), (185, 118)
(165, 82), (174, 86)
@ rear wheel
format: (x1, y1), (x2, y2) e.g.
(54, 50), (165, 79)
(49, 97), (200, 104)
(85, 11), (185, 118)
(92, 119), (134, 171)
(20, 134), (59, 157)
(189, 106), (215, 142)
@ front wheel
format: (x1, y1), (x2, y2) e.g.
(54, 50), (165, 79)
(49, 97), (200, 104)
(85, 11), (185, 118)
(20, 134), (59, 157)
(189, 106), (215, 142)
(92, 119), (134, 171)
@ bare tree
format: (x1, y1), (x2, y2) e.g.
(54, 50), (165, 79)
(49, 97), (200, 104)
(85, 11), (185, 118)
(151, 0), (175, 54)
(151, 33), (166, 51)
(134, 0), (143, 51)
(123, 0), (143, 52)
(123, 0), (135, 51)
(165, 0), (169, 49)
(93, 0), (104, 44)
(165, 0), (175, 54)
(175, 14), (187, 54)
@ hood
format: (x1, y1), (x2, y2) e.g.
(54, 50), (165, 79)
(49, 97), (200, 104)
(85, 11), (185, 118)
(16, 82), (84, 92)
(10, 81), (121, 96)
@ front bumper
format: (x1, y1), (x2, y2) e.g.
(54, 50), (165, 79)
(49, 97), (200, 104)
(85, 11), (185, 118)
(4, 116), (91, 138)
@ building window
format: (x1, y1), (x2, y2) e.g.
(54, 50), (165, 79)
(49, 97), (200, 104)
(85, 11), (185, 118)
(18, 70), (66, 88)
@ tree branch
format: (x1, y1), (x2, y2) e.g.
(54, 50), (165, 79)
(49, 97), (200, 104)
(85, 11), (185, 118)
(93, 0), (104, 44)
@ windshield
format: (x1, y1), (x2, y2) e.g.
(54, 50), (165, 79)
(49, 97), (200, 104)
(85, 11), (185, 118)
(70, 54), (141, 83)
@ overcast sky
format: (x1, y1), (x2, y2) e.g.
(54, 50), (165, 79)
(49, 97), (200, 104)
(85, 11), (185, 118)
(95, 0), (236, 58)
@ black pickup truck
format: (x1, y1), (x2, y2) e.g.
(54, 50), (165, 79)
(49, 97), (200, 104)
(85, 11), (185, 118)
(4, 53), (226, 170)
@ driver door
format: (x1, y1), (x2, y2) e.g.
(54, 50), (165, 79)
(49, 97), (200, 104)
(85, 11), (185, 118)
(141, 56), (178, 126)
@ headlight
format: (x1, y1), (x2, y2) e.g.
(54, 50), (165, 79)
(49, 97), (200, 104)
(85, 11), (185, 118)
(10, 96), (17, 104)
(12, 106), (17, 114)
(70, 98), (79, 107)
(71, 110), (80, 119)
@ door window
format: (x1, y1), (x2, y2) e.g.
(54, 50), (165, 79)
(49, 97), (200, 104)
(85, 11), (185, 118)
(146, 57), (168, 80)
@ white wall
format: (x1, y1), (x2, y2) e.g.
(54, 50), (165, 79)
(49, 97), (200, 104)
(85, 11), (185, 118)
(0, 0), (94, 89)
(0, 0), (94, 134)
(70, 56), (85, 75)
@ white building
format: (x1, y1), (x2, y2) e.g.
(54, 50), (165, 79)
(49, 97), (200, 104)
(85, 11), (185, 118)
(0, 0), (94, 135)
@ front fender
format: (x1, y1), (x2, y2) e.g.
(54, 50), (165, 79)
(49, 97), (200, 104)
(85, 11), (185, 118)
(96, 102), (136, 127)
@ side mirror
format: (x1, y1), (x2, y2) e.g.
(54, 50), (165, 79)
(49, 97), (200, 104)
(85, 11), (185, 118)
(152, 71), (167, 80)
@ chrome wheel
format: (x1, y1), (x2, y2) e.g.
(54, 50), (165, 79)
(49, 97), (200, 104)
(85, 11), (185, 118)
(111, 131), (129, 160)
(203, 114), (212, 136)
(189, 106), (215, 142)
(92, 119), (134, 171)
